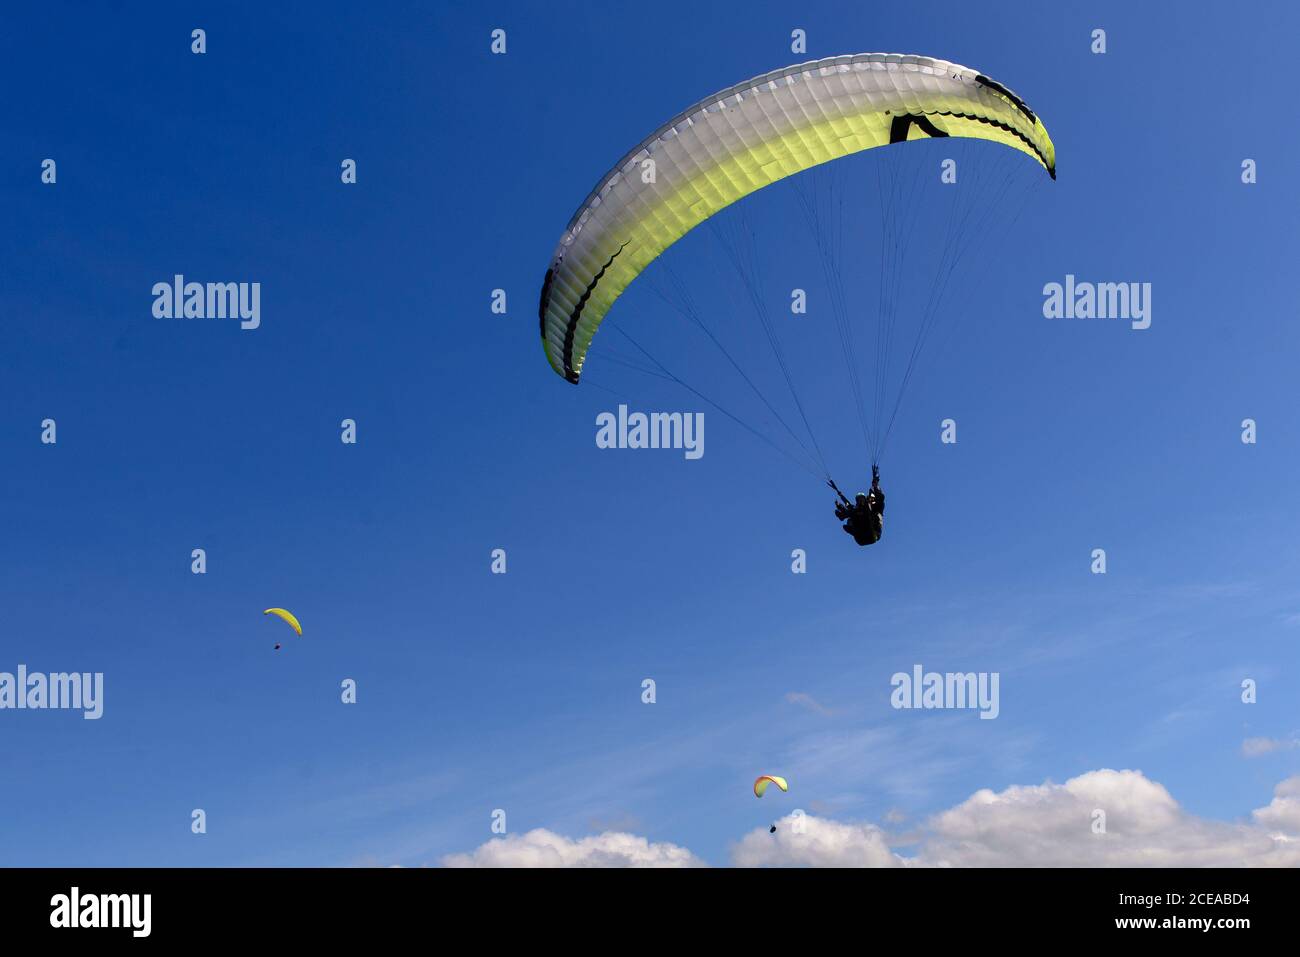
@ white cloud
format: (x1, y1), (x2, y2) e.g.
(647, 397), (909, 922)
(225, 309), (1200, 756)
(442, 771), (1300, 868)
(732, 770), (1300, 867)
(440, 828), (704, 868)
(1251, 776), (1300, 835)
(732, 814), (902, 867)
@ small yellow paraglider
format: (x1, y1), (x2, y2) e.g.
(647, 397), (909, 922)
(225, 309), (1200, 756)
(264, 607), (302, 650)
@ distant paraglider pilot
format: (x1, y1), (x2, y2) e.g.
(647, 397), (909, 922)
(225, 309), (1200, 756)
(831, 466), (884, 546)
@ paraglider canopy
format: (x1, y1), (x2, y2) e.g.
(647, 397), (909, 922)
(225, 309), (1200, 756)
(538, 52), (1055, 386)
(754, 775), (789, 798)
(263, 608), (304, 639)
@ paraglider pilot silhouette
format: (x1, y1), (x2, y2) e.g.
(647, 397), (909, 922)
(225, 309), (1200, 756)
(830, 466), (884, 546)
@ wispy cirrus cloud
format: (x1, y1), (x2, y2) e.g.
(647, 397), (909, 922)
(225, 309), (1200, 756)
(1242, 735), (1300, 757)
(784, 691), (835, 717)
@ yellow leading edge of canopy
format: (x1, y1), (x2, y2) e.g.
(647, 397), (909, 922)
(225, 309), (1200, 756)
(544, 106), (1054, 380)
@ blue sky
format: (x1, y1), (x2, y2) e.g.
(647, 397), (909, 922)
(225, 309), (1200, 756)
(3, 1), (1299, 866)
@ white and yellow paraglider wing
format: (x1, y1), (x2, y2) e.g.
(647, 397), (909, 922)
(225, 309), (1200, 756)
(754, 775), (789, 798)
(539, 52), (1055, 384)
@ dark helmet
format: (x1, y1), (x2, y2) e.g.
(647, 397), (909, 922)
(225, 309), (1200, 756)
(855, 492), (869, 505)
